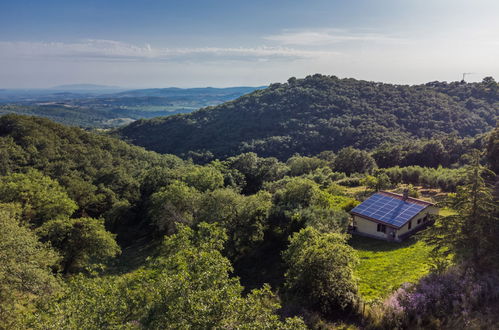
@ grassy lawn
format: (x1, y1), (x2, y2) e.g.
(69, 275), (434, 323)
(439, 207), (457, 217)
(343, 186), (368, 196)
(349, 235), (431, 301)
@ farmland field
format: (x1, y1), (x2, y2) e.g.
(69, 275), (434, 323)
(349, 235), (432, 301)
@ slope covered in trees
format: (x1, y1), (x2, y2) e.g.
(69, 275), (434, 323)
(1, 114), (498, 328)
(0, 114), (183, 227)
(117, 75), (498, 160)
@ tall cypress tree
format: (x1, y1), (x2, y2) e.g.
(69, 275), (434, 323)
(423, 150), (498, 269)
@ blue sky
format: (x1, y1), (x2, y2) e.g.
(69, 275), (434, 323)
(1, 0), (498, 88)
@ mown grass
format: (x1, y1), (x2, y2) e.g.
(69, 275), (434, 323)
(439, 207), (457, 217)
(344, 185), (368, 196)
(349, 235), (431, 301)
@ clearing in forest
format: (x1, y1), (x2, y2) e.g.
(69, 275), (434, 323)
(349, 235), (431, 301)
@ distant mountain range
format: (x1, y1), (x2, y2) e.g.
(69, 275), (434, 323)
(114, 86), (265, 98)
(0, 86), (264, 102)
(117, 75), (498, 160)
(49, 84), (124, 90)
(0, 86), (265, 128)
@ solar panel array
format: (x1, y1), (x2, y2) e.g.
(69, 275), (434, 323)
(350, 193), (428, 227)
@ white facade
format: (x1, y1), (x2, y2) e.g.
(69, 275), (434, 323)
(351, 206), (439, 242)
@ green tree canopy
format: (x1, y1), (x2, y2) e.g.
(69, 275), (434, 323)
(37, 217), (121, 274)
(183, 165), (224, 192)
(283, 227), (359, 316)
(225, 152), (288, 194)
(0, 170), (77, 225)
(287, 155), (329, 176)
(148, 180), (202, 233)
(34, 223), (306, 329)
(118, 75), (497, 161)
(0, 203), (60, 327)
(333, 147), (377, 175)
(361, 171), (392, 192)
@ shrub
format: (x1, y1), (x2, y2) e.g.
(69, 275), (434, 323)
(370, 267), (499, 328)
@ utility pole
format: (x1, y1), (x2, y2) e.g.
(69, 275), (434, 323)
(461, 72), (473, 83)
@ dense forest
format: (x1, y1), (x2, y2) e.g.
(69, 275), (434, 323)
(117, 75), (498, 160)
(1, 111), (498, 328)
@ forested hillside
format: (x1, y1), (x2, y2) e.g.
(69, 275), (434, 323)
(0, 114), (185, 240)
(1, 114), (498, 328)
(118, 75), (498, 160)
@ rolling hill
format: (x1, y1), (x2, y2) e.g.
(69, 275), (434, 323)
(117, 75), (498, 160)
(0, 86), (264, 128)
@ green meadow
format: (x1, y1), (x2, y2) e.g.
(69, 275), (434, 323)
(349, 235), (432, 301)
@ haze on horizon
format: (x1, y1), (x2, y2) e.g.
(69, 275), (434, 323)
(1, 0), (498, 89)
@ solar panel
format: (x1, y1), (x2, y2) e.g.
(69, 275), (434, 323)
(351, 193), (428, 227)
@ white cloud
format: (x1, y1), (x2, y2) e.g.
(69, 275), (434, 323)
(0, 39), (338, 63)
(264, 29), (403, 46)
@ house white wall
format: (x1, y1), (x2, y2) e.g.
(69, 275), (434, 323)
(396, 206), (439, 238)
(353, 206), (439, 241)
(352, 215), (396, 239)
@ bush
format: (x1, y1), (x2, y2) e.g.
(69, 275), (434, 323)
(370, 267), (499, 328)
(383, 166), (465, 191)
(336, 177), (362, 187)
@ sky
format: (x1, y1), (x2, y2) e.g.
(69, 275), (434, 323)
(1, 0), (498, 88)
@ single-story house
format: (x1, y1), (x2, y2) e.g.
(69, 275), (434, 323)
(349, 190), (438, 242)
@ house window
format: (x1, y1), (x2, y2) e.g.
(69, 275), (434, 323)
(417, 218), (421, 224)
(377, 223), (386, 233)
(408, 220), (412, 230)
(423, 215), (428, 223)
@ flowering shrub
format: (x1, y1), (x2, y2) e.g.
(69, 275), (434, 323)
(369, 267), (499, 328)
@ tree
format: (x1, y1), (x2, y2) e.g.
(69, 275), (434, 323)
(210, 159), (246, 191)
(293, 206), (350, 233)
(361, 171), (392, 192)
(37, 217), (121, 274)
(333, 147), (377, 175)
(422, 150), (499, 268)
(196, 188), (243, 225)
(372, 144), (403, 168)
(0, 203), (60, 327)
(96, 167), (140, 203)
(0, 170), (77, 225)
(269, 177), (352, 237)
(271, 177), (330, 212)
(421, 140), (447, 168)
(283, 227), (359, 316)
(303, 166), (346, 188)
(486, 125), (499, 174)
(225, 191), (272, 259)
(226, 153), (288, 194)
(183, 165), (224, 192)
(286, 155), (328, 176)
(196, 189), (272, 260)
(148, 180), (202, 233)
(139, 167), (179, 198)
